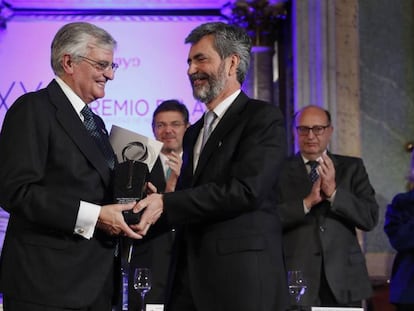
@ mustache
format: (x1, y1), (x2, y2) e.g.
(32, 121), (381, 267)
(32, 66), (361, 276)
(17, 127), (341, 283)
(190, 73), (209, 82)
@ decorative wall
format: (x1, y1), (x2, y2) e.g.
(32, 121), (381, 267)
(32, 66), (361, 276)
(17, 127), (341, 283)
(359, 0), (414, 277)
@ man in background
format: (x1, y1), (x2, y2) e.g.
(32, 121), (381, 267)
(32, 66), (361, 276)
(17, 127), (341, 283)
(132, 22), (289, 311)
(276, 105), (379, 308)
(128, 99), (189, 310)
(384, 151), (414, 311)
(0, 22), (142, 311)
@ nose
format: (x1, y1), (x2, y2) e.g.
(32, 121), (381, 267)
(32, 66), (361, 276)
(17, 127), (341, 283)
(164, 125), (174, 132)
(104, 68), (115, 80)
(187, 62), (197, 76)
(306, 129), (316, 138)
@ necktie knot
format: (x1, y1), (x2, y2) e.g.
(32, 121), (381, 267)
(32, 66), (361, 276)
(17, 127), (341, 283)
(307, 160), (318, 169)
(81, 105), (94, 121)
(204, 110), (216, 127)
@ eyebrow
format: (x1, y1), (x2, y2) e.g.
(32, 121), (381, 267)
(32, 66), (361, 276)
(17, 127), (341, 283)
(187, 52), (206, 64)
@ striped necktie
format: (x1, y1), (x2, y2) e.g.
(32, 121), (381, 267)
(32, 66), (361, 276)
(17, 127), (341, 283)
(307, 161), (319, 183)
(201, 110), (217, 149)
(81, 105), (115, 169)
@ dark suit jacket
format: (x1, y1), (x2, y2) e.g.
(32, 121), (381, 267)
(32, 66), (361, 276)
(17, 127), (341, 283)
(276, 153), (379, 306)
(0, 80), (117, 308)
(128, 157), (175, 310)
(161, 91), (289, 311)
(384, 190), (414, 304)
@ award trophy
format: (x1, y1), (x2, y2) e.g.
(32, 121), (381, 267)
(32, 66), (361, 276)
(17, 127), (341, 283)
(114, 141), (149, 225)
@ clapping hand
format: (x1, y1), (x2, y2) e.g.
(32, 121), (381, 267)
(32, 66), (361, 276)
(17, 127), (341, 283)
(318, 153), (336, 198)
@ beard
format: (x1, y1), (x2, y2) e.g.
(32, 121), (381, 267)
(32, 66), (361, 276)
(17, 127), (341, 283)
(190, 61), (226, 104)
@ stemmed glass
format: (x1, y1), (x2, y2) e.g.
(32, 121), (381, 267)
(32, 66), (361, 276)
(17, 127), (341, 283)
(287, 270), (307, 310)
(133, 268), (152, 311)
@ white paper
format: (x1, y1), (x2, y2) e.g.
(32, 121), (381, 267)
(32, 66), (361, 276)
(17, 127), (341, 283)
(311, 308), (363, 311)
(109, 125), (163, 172)
(146, 304), (164, 311)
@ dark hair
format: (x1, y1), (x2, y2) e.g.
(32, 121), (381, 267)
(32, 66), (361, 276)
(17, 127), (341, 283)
(152, 100), (189, 128)
(185, 22), (252, 84)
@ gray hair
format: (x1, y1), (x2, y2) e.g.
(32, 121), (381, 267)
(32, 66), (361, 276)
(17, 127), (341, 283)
(51, 22), (117, 76)
(185, 22), (251, 84)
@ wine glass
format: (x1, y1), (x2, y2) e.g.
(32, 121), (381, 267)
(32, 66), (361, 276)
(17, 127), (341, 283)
(133, 268), (152, 311)
(287, 270), (307, 310)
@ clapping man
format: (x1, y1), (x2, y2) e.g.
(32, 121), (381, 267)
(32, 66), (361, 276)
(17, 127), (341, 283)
(276, 105), (379, 308)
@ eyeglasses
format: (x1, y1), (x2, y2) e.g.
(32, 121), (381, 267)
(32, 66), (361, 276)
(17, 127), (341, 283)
(78, 56), (119, 72)
(296, 125), (330, 136)
(155, 122), (186, 130)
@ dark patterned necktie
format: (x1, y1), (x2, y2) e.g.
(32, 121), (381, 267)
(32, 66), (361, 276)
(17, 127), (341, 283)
(307, 160), (319, 183)
(201, 110), (217, 149)
(81, 105), (115, 169)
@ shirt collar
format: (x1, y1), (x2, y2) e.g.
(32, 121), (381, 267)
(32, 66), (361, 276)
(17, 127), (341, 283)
(210, 89), (241, 118)
(301, 150), (327, 164)
(55, 76), (87, 118)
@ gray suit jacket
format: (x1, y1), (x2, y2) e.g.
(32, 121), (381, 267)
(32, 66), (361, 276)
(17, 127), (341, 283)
(276, 153), (379, 305)
(0, 80), (117, 308)
(162, 91), (289, 311)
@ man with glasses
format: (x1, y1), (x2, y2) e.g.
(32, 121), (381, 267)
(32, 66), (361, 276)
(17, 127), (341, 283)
(276, 105), (379, 308)
(0, 22), (143, 311)
(127, 99), (189, 311)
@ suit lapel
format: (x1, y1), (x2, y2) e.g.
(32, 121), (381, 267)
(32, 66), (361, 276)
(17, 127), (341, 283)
(288, 154), (312, 191)
(47, 80), (112, 187)
(179, 119), (202, 188)
(149, 157), (166, 192)
(192, 92), (248, 183)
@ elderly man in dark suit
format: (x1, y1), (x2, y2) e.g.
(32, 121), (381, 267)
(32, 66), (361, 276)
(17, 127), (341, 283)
(0, 22), (142, 311)
(276, 105), (379, 308)
(131, 22), (289, 311)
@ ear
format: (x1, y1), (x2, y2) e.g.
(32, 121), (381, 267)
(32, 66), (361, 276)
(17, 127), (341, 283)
(228, 54), (240, 76)
(62, 54), (74, 73)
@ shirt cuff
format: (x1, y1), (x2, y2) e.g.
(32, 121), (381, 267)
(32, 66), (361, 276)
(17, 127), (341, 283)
(74, 201), (101, 239)
(326, 190), (337, 203)
(303, 200), (311, 214)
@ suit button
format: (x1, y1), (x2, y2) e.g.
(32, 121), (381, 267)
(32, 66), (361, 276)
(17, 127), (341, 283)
(319, 226), (325, 232)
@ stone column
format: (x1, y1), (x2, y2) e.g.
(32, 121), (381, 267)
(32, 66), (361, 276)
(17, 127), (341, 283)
(244, 46), (275, 104)
(221, 0), (286, 105)
(292, 0), (360, 155)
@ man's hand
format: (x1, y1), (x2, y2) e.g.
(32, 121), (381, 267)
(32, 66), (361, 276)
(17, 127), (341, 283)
(130, 193), (164, 236)
(97, 202), (143, 239)
(318, 153), (336, 198)
(167, 151), (182, 177)
(165, 151), (182, 193)
(145, 181), (157, 195)
(304, 177), (323, 210)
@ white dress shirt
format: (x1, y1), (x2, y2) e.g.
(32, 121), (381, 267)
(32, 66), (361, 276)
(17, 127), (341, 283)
(55, 77), (101, 239)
